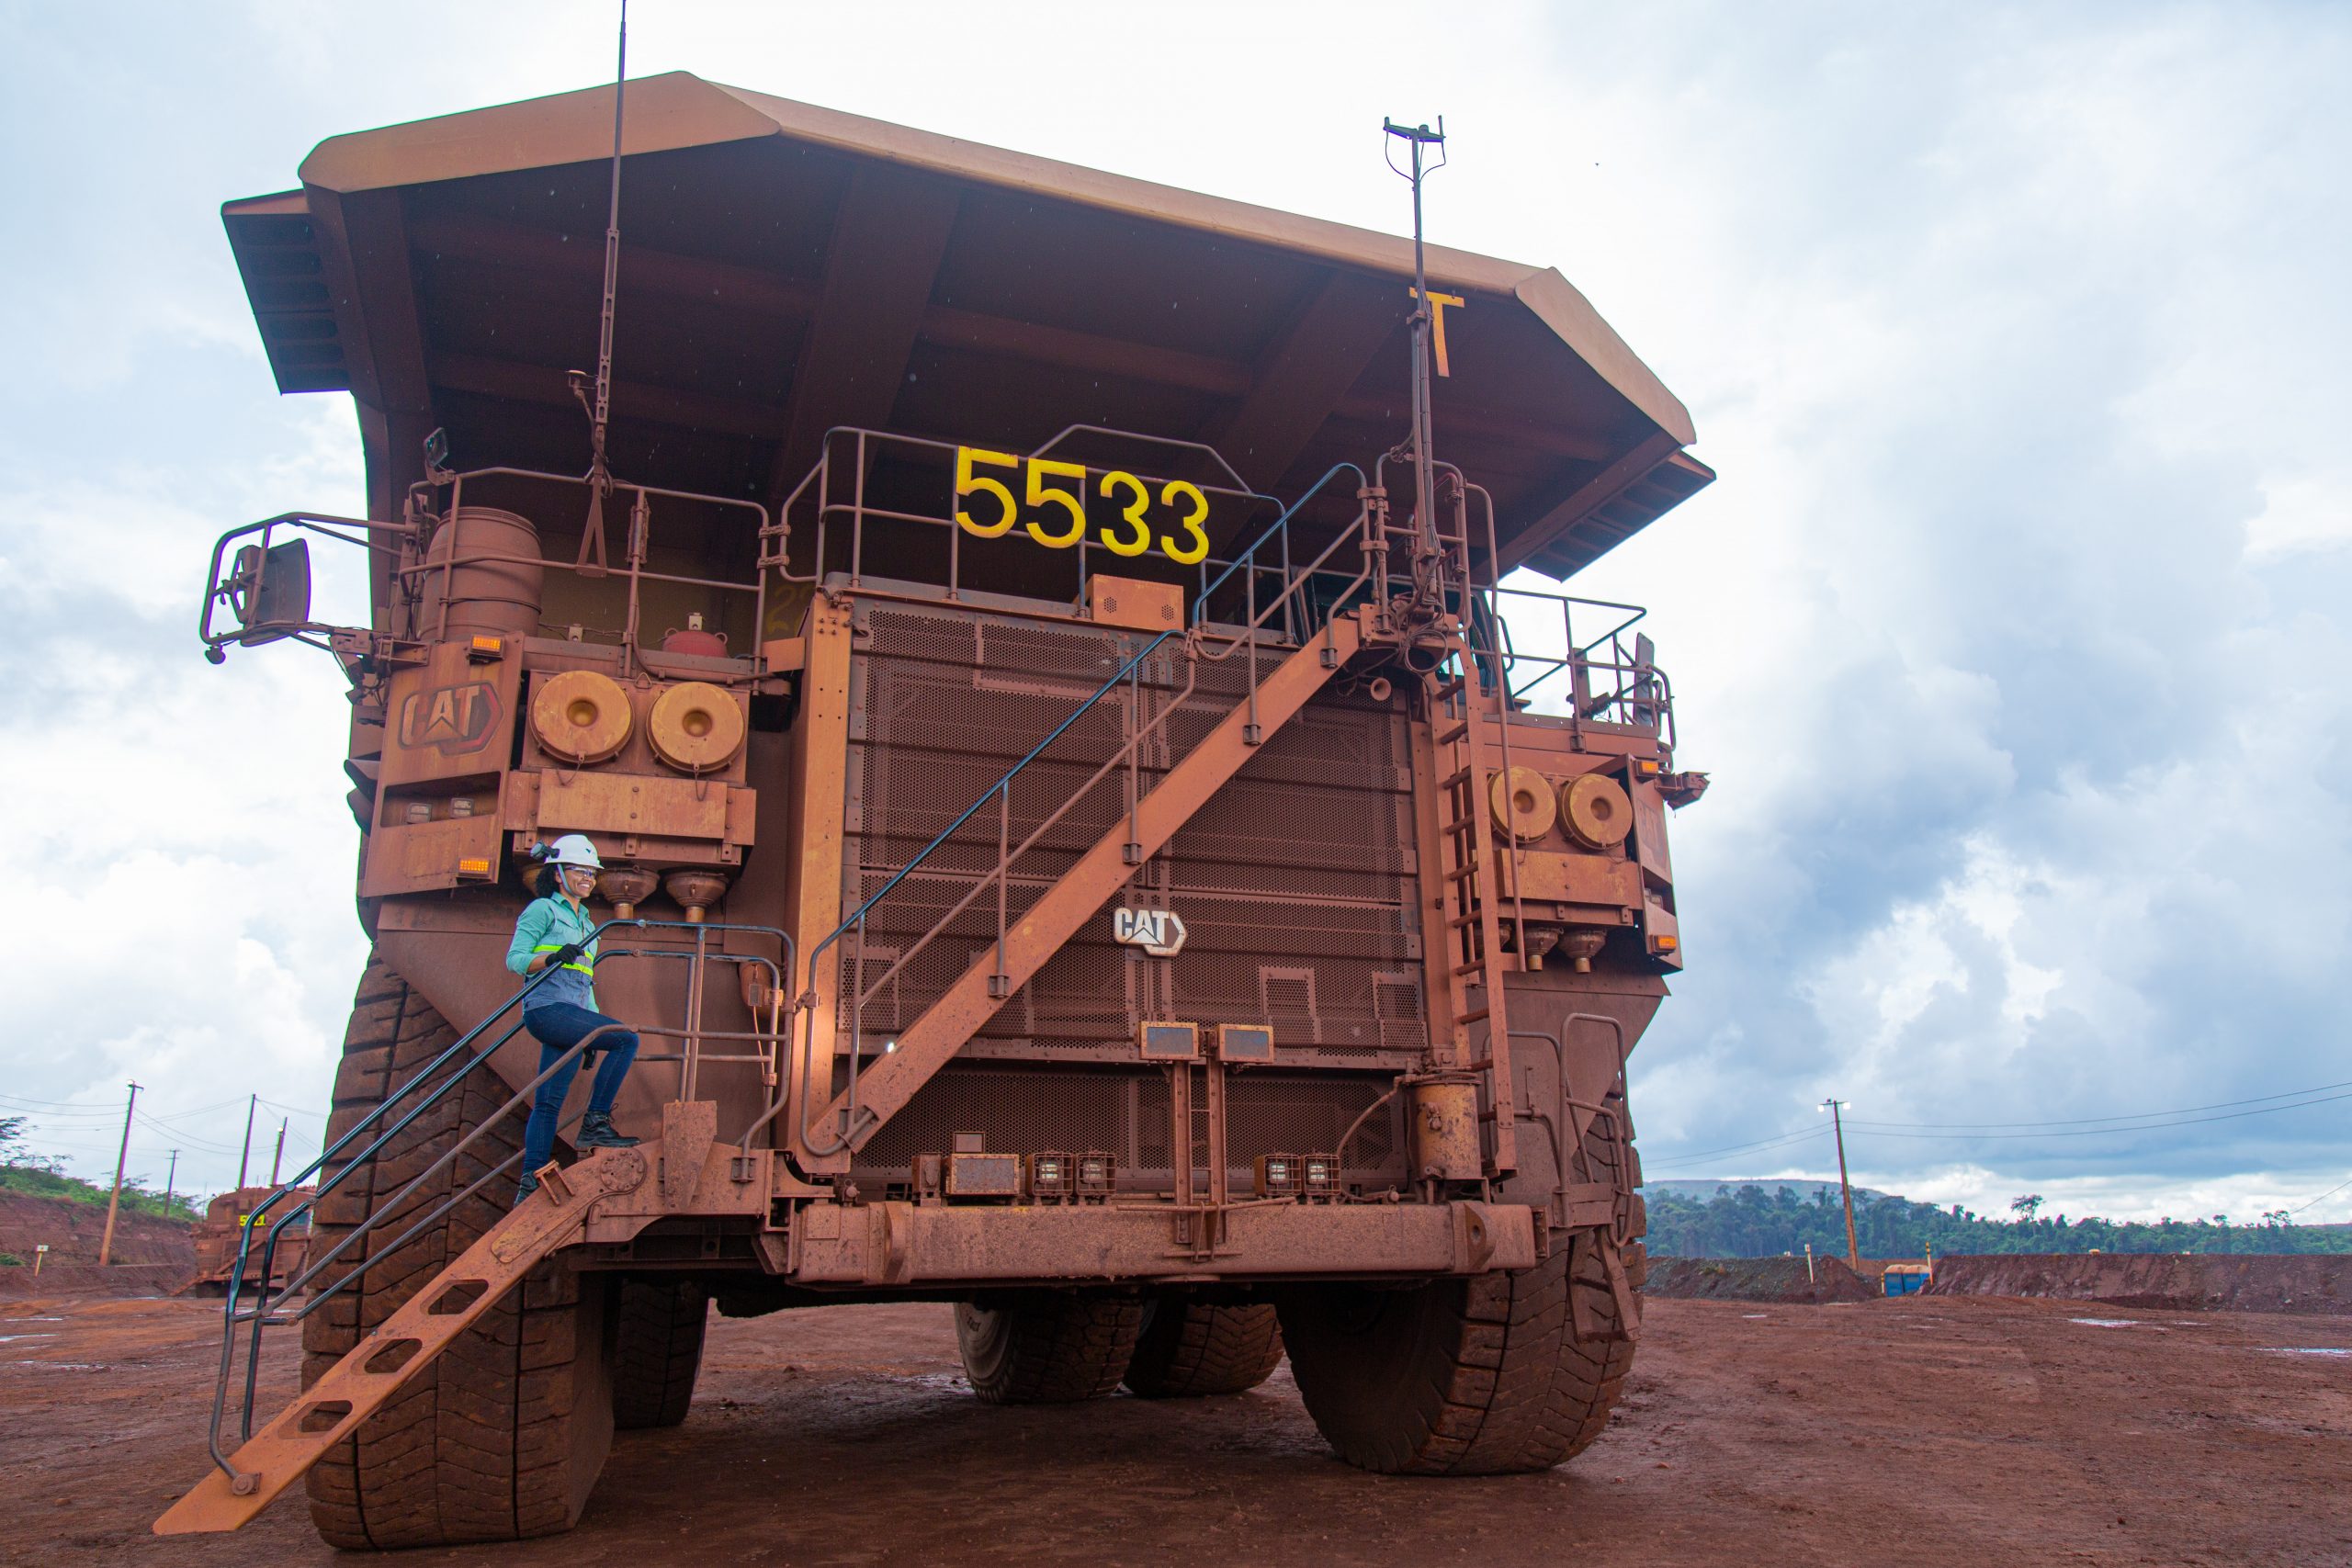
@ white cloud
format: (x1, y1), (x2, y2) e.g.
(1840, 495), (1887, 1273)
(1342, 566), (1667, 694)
(2, 2), (2346, 1224)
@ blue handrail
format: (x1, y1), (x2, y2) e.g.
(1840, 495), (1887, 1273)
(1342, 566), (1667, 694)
(1193, 462), (1365, 621)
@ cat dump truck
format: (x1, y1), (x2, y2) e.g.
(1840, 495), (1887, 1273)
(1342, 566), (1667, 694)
(162, 74), (1712, 1546)
(185, 1185), (314, 1296)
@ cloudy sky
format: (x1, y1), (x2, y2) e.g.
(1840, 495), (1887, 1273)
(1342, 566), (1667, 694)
(3, 2), (2345, 1223)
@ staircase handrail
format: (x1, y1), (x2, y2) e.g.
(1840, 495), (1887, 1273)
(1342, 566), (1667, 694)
(1191, 461), (1366, 632)
(795, 627), (1182, 1154)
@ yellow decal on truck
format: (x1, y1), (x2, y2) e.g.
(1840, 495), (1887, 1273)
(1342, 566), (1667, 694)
(955, 448), (1214, 566)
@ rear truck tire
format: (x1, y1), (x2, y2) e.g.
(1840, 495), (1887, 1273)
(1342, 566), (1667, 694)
(1277, 1242), (1634, 1475)
(1121, 1299), (1285, 1398)
(611, 1279), (709, 1429)
(955, 1292), (1144, 1404)
(1279, 1094), (1647, 1476)
(301, 953), (616, 1550)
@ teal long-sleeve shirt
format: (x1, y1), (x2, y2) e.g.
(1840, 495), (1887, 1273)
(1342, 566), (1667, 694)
(505, 896), (599, 1013)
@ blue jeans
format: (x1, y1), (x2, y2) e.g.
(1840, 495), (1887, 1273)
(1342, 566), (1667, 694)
(518, 1003), (639, 1179)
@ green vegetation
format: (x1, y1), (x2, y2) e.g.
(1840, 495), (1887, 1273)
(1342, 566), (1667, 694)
(0, 1115), (201, 1224)
(1646, 1181), (2352, 1258)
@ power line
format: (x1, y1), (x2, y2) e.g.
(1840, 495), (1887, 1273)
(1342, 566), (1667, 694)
(1845, 1077), (2352, 1131)
(2290, 1174), (2352, 1216)
(1848, 1089), (2352, 1142)
(1643, 1074), (2352, 1171)
(1644, 1125), (1830, 1170)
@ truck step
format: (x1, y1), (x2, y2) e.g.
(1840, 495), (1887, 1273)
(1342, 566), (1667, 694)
(154, 1147), (650, 1537)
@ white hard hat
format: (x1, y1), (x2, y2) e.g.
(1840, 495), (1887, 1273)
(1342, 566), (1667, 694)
(543, 834), (604, 872)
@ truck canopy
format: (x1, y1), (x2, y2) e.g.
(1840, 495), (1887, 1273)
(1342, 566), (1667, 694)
(222, 72), (1707, 580)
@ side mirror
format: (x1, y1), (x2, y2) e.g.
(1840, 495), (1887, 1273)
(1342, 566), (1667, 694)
(228, 538), (312, 640)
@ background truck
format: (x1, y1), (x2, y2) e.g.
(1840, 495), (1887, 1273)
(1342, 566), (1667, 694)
(164, 73), (1713, 1548)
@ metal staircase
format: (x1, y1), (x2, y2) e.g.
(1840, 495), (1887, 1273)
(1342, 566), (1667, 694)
(797, 464), (1383, 1160)
(154, 925), (793, 1536)
(155, 1146), (651, 1534)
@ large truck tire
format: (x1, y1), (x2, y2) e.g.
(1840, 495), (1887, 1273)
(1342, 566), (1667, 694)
(611, 1280), (709, 1430)
(1121, 1299), (1285, 1398)
(301, 954), (616, 1550)
(1277, 1241), (1634, 1475)
(955, 1292), (1143, 1404)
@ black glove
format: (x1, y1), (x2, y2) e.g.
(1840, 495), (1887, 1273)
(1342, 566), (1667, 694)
(542, 942), (587, 972)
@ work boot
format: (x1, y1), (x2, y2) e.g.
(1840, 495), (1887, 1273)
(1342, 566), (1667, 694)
(576, 1112), (639, 1149)
(514, 1172), (540, 1206)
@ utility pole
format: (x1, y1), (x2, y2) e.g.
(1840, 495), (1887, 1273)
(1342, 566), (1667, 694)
(267, 1119), (288, 1187)
(1822, 1097), (1860, 1270)
(235, 1092), (257, 1190)
(98, 1081), (141, 1268)
(164, 1149), (179, 1212)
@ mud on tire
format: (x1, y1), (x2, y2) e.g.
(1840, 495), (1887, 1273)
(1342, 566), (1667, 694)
(955, 1292), (1142, 1404)
(612, 1280), (709, 1430)
(1277, 1240), (1634, 1475)
(301, 953), (616, 1549)
(1122, 1299), (1284, 1398)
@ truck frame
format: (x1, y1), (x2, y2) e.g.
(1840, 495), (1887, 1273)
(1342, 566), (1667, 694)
(158, 73), (1712, 1546)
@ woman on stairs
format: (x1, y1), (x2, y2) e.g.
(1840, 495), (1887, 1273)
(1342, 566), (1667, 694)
(505, 833), (640, 1203)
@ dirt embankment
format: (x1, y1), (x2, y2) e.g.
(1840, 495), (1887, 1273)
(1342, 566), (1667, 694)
(0, 1193), (195, 1296)
(1926, 1252), (2352, 1315)
(1643, 1255), (1878, 1303)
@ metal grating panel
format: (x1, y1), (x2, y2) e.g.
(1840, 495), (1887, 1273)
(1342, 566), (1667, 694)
(842, 601), (1425, 1066)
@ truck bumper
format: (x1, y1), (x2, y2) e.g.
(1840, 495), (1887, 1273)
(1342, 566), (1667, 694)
(781, 1198), (1540, 1287)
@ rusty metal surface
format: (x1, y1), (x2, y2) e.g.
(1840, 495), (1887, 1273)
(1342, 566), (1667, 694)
(787, 1195), (1537, 1286)
(807, 610), (1368, 1156)
(839, 601), (1419, 1067)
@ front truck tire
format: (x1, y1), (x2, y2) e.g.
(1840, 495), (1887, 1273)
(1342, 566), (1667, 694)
(302, 954), (616, 1550)
(955, 1292), (1144, 1404)
(1122, 1299), (1285, 1398)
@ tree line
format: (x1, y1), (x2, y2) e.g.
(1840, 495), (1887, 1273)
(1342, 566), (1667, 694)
(0, 1115), (203, 1224)
(1646, 1180), (2352, 1258)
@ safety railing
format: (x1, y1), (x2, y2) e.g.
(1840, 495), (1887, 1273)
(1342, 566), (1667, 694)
(403, 465), (774, 678)
(1358, 452), (1675, 750)
(203, 919), (794, 1488)
(764, 423), (1370, 643)
(795, 463), (1379, 1156)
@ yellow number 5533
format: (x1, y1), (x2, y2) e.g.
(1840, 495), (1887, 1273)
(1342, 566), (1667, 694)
(956, 447), (1210, 566)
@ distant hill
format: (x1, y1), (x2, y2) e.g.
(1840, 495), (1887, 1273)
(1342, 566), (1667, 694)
(1639, 1176), (2352, 1258)
(1643, 1178), (1894, 1206)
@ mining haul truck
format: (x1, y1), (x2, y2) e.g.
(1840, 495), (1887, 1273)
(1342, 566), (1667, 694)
(185, 1185), (313, 1296)
(161, 74), (1712, 1546)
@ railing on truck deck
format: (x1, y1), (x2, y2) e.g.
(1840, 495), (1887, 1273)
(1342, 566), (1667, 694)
(765, 423), (1351, 640)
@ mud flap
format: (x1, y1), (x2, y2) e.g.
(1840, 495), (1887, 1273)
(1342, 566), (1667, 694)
(1566, 1228), (1641, 1346)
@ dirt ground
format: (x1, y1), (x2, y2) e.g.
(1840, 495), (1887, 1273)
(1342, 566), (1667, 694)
(2, 1292), (2346, 1567)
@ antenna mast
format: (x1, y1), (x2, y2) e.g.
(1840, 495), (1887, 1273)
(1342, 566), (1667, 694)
(570, 0), (629, 577)
(1384, 116), (1448, 615)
